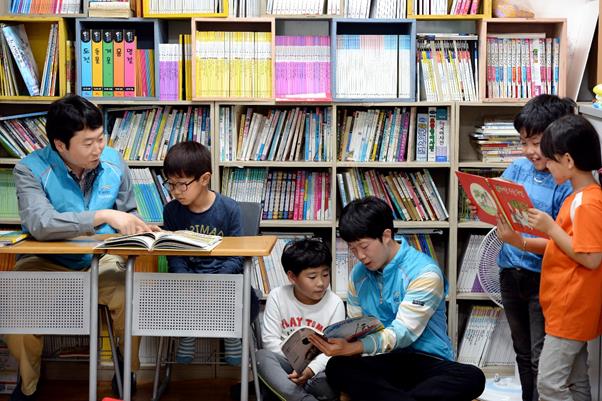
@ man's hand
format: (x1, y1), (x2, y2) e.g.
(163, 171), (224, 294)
(288, 367), (314, 386)
(95, 210), (151, 235)
(527, 208), (555, 235)
(308, 334), (363, 357)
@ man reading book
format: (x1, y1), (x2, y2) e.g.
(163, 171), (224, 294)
(310, 196), (485, 401)
(256, 238), (345, 401)
(6, 95), (155, 401)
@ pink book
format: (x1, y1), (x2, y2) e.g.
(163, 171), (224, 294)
(124, 29), (137, 97)
(469, 0), (479, 14)
(462, 0), (472, 15)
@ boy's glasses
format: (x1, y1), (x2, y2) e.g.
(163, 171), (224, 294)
(162, 178), (196, 193)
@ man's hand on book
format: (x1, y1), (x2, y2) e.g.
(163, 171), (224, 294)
(95, 210), (152, 235)
(288, 367), (314, 386)
(308, 333), (363, 357)
(527, 208), (555, 235)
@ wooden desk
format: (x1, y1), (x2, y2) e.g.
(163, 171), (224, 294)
(0, 237), (104, 401)
(104, 235), (277, 401)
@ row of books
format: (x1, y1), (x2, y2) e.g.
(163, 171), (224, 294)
(343, 0), (407, 18)
(222, 168), (332, 221)
(275, 36), (331, 101)
(0, 170), (19, 220)
(195, 31), (272, 98)
(9, 0), (81, 14)
(457, 233), (486, 293)
(486, 35), (561, 100)
(106, 106), (211, 161)
(335, 34), (412, 99)
(470, 120), (522, 163)
(337, 168), (449, 222)
(458, 306), (515, 367)
(0, 23), (59, 97)
(81, 29), (154, 98)
(413, 0), (480, 15)
(130, 168), (166, 224)
(220, 107), (332, 162)
(417, 35), (479, 102)
(0, 111), (48, 158)
(145, 0), (223, 14)
(251, 236), (297, 297)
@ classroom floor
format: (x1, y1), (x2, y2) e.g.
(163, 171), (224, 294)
(0, 378), (252, 401)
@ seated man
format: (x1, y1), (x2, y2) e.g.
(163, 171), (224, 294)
(5, 95), (154, 401)
(310, 196), (486, 401)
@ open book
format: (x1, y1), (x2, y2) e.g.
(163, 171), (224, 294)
(281, 316), (383, 373)
(456, 171), (545, 237)
(94, 231), (222, 251)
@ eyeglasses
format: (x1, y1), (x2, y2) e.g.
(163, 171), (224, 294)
(162, 178), (197, 193)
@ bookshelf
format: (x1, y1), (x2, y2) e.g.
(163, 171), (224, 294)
(0, 5), (579, 379)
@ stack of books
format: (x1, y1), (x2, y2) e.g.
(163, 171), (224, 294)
(470, 119), (522, 163)
(88, 0), (132, 18)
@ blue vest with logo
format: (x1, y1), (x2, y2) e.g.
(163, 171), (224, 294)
(21, 146), (123, 269)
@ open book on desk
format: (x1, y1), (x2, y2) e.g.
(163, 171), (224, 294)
(94, 231), (222, 251)
(456, 171), (546, 237)
(281, 316), (383, 374)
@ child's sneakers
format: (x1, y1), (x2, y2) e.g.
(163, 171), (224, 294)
(223, 338), (242, 366)
(175, 337), (196, 364)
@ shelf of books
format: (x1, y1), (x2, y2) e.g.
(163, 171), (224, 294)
(0, 17), (67, 100)
(142, 0), (229, 18)
(408, 0), (491, 19)
(5, 0), (84, 16)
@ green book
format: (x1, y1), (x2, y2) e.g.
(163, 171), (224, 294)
(102, 30), (114, 97)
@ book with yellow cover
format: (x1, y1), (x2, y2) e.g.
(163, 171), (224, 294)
(0, 231), (29, 247)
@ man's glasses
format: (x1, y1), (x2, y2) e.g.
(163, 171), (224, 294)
(162, 178), (197, 193)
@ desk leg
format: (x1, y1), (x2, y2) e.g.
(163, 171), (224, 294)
(89, 256), (99, 401)
(123, 256), (136, 401)
(241, 258), (251, 401)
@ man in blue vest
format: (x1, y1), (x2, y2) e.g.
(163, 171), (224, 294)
(5, 95), (154, 401)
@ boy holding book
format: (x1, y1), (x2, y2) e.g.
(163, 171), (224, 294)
(489, 94), (575, 401)
(161, 141), (257, 365)
(255, 238), (345, 401)
(6, 95), (154, 401)
(310, 196), (485, 401)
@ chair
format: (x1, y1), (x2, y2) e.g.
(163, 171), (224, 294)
(143, 202), (263, 401)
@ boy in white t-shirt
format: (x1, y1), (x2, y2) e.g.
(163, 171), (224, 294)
(256, 238), (345, 401)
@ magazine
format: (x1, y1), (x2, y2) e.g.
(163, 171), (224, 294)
(456, 171), (545, 237)
(0, 231), (29, 247)
(94, 230), (222, 251)
(281, 316), (384, 373)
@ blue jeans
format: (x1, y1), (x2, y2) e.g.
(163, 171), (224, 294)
(500, 268), (546, 401)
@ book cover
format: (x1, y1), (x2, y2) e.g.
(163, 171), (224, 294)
(80, 29), (92, 97)
(1, 24), (40, 96)
(91, 29), (103, 97)
(123, 29), (136, 97)
(102, 30), (114, 97)
(95, 230), (222, 251)
(0, 231), (28, 247)
(456, 171), (545, 236)
(113, 30), (125, 97)
(281, 316), (383, 374)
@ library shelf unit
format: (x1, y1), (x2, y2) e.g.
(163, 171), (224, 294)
(74, 17), (163, 101)
(0, 9), (576, 379)
(407, 0), (492, 20)
(0, 16), (68, 101)
(477, 18), (568, 102)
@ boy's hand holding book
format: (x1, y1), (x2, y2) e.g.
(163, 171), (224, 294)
(526, 208), (556, 235)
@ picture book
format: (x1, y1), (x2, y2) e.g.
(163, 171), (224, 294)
(1, 24), (40, 96)
(281, 316), (384, 374)
(94, 230), (222, 251)
(0, 231), (29, 247)
(455, 171), (545, 237)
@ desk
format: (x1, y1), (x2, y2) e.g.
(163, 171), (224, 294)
(105, 235), (277, 401)
(0, 237), (103, 401)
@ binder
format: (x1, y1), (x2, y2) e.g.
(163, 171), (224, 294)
(124, 29), (136, 97)
(113, 30), (125, 97)
(80, 29), (92, 97)
(102, 30), (114, 97)
(91, 29), (103, 97)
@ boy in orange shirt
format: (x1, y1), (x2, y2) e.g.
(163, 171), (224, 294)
(499, 114), (602, 401)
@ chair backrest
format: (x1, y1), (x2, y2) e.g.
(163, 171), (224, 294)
(238, 202), (262, 236)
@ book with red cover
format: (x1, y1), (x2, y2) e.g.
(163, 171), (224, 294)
(456, 171), (546, 237)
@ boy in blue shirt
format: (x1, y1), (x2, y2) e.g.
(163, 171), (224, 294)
(310, 196), (485, 401)
(493, 95), (574, 401)
(162, 141), (257, 364)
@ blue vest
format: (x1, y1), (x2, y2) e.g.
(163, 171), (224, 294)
(21, 146), (123, 269)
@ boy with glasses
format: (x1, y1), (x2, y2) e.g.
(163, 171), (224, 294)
(162, 141), (258, 364)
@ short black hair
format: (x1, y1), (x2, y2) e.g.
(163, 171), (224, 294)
(45, 95), (103, 151)
(281, 238), (332, 276)
(339, 196), (394, 243)
(163, 141), (212, 179)
(541, 114), (602, 172)
(513, 94), (576, 138)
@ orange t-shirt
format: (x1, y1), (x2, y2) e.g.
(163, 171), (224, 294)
(540, 184), (602, 341)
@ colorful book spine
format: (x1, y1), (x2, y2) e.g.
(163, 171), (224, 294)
(102, 30), (114, 97)
(113, 30), (125, 97)
(124, 29), (136, 97)
(91, 29), (103, 97)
